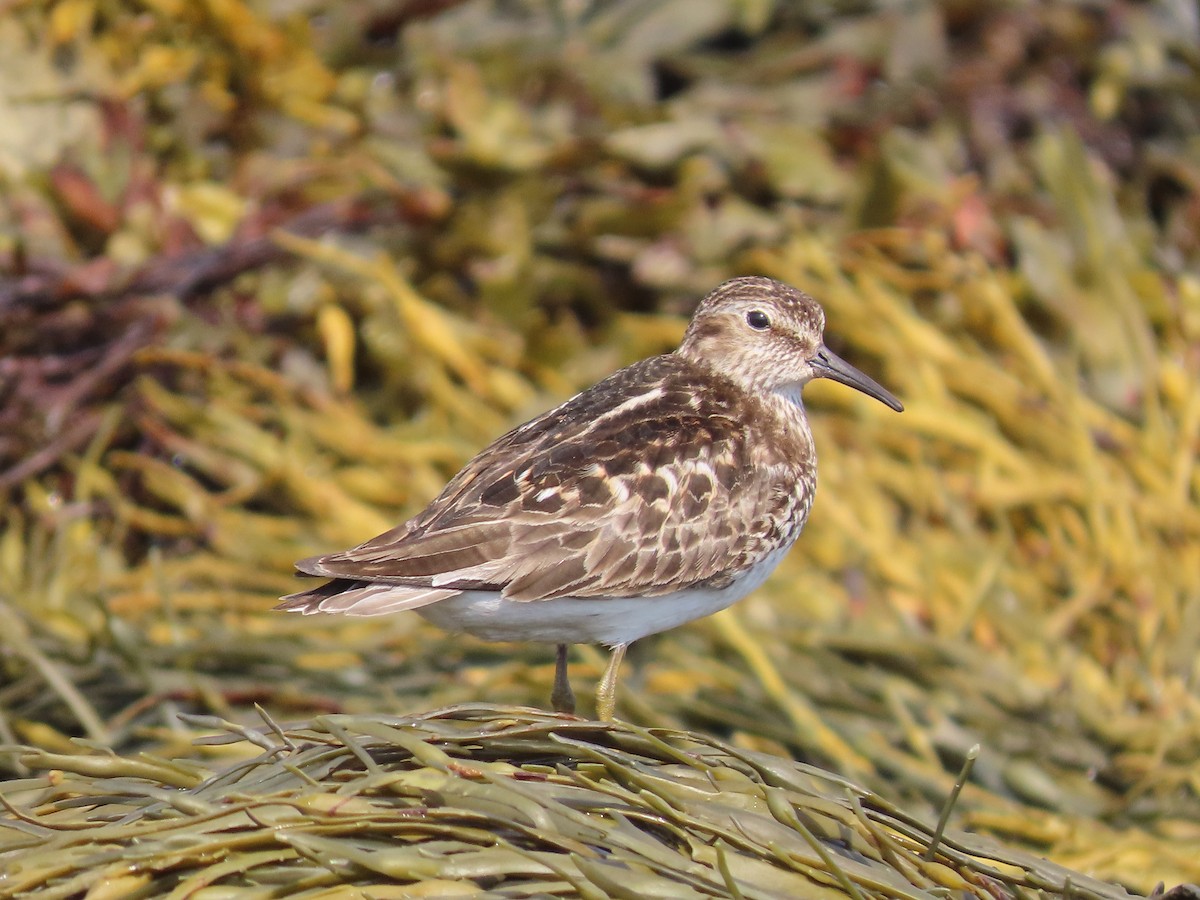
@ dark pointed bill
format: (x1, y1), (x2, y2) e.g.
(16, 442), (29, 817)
(812, 346), (903, 412)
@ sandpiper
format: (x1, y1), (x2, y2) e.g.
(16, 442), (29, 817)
(279, 276), (902, 720)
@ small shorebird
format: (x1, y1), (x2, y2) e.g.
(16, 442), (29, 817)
(279, 276), (902, 720)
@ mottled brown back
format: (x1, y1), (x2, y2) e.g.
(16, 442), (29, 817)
(297, 354), (816, 601)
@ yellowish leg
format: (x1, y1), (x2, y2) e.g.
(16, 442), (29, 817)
(550, 643), (575, 715)
(595, 644), (628, 722)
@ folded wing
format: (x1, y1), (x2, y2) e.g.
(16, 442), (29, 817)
(283, 356), (800, 611)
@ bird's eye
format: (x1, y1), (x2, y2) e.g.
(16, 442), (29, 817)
(746, 310), (770, 330)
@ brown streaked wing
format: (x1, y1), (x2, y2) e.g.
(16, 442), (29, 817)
(300, 355), (802, 600)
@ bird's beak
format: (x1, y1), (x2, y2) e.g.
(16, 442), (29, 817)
(812, 346), (903, 412)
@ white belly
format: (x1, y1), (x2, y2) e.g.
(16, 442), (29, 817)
(415, 548), (788, 647)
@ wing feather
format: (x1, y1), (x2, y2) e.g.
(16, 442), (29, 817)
(277, 580), (456, 615)
(290, 355), (811, 605)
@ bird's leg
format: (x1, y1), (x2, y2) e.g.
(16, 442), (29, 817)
(595, 643), (628, 722)
(551, 643), (575, 714)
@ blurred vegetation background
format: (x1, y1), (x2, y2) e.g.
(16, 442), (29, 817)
(0, 0), (1198, 893)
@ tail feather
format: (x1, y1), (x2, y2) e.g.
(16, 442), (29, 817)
(277, 579), (457, 616)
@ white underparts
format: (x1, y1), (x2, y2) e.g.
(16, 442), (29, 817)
(414, 546), (790, 646)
